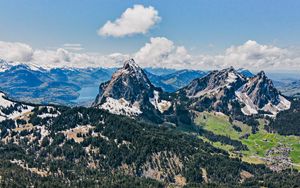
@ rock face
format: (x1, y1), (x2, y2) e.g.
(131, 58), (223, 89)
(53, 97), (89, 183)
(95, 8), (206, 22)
(236, 71), (291, 116)
(178, 67), (247, 114)
(240, 71), (280, 108)
(93, 59), (172, 117)
(181, 67), (246, 98)
(94, 59), (153, 105)
(93, 60), (290, 118)
(179, 68), (290, 116)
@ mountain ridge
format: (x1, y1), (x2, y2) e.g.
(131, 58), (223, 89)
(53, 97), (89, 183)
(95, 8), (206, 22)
(93, 59), (291, 126)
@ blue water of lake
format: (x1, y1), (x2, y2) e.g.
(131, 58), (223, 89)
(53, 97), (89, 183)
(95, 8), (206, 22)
(74, 86), (99, 103)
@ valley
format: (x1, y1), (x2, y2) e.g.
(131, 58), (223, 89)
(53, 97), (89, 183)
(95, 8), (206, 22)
(194, 111), (300, 170)
(1, 1), (300, 187)
(0, 59), (299, 187)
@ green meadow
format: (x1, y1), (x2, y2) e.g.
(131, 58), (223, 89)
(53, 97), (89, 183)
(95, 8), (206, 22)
(195, 111), (300, 170)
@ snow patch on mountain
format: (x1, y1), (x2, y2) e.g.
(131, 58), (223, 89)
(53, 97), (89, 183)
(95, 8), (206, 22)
(149, 90), (171, 113)
(0, 116), (6, 122)
(7, 106), (34, 120)
(236, 91), (290, 116)
(183, 68), (246, 99)
(0, 92), (14, 108)
(235, 91), (258, 115)
(192, 87), (220, 98)
(0, 92), (34, 122)
(38, 113), (59, 119)
(235, 71), (291, 116)
(226, 72), (238, 84)
(100, 97), (142, 117)
(261, 96), (291, 116)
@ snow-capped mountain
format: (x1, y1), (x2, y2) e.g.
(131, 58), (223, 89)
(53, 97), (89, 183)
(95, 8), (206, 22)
(0, 91), (34, 122)
(236, 71), (291, 116)
(93, 59), (172, 117)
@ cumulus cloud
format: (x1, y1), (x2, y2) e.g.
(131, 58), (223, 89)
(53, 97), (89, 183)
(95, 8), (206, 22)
(0, 40), (128, 69)
(98, 5), (161, 37)
(0, 39), (300, 71)
(31, 49), (128, 69)
(134, 37), (191, 69)
(190, 40), (300, 71)
(0, 41), (33, 62)
(221, 40), (290, 70)
(134, 39), (300, 71)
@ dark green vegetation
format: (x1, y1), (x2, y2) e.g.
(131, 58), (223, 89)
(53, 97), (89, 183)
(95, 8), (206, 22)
(0, 160), (164, 188)
(195, 110), (300, 172)
(268, 99), (300, 136)
(0, 106), (300, 187)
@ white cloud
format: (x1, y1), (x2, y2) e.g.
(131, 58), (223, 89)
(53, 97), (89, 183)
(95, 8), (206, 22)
(0, 39), (300, 71)
(98, 4), (161, 37)
(192, 40), (300, 71)
(134, 37), (191, 69)
(31, 49), (127, 69)
(134, 39), (300, 71)
(33, 48), (71, 65)
(221, 40), (290, 70)
(0, 41), (33, 62)
(0, 40), (128, 69)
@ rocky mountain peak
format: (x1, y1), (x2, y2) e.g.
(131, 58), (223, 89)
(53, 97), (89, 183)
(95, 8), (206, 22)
(123, 58), (140, 71)
(93, 59), (153, 105)
(236, 71), (291, 116)
(257, 70), (266, 78)
(92, 59), (171, 117)
(241, 71), (279, 108)
(110, 58), (150, 86)
(182, 67), (246, 98)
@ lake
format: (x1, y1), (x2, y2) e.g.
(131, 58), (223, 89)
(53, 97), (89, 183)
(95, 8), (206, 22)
(74, 86), (99, 103)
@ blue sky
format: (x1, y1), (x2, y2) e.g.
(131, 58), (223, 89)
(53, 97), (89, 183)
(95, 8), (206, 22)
(1, 0), (299, 53)
(0, 0), (300, 71)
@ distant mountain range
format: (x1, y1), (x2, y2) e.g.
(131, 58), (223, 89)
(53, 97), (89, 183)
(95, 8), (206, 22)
(0, 59), (299, 106)
(0, 60), (114, 105)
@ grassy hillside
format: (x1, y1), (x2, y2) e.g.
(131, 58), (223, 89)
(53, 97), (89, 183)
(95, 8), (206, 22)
(195, 111), (300, 170)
